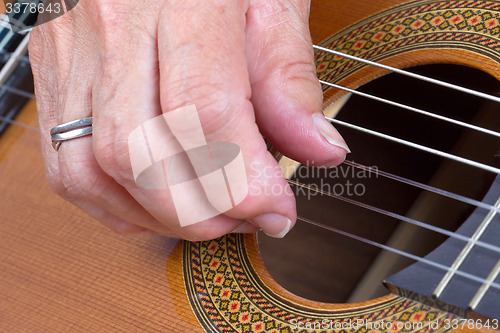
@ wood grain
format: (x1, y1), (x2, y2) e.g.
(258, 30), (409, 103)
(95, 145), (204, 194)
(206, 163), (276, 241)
(0, 103), (202, 331)
(1, 0), (500, 331)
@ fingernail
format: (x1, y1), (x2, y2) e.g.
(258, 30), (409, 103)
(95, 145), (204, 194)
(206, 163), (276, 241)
(312, 113), (351, 153)
(251, 214), (292, 238)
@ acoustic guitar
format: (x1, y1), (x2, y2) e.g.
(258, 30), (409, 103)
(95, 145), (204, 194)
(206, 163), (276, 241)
(1, 0), (500, 332)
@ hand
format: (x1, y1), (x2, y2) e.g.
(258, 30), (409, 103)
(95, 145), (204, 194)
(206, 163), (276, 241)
(29, 0), (349, 241)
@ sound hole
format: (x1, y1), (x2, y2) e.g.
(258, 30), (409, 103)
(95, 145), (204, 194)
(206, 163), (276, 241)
(258, 64), (500, 303)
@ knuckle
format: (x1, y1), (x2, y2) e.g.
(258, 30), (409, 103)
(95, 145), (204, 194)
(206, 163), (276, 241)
(93, 128), (134, 185)
(44, 168), (70, 199)
(60, 166), (100, 200)
(200, 99), (252, 144)
(162, 74), (252, 142)
(275, 56), (316, 80)
(57, 149), (108, 200)
(90, 0), (133, 23)
(90, 0), (157, 51)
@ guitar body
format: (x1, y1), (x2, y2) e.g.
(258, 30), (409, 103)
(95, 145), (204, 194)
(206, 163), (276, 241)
(1, 0), (500, 332)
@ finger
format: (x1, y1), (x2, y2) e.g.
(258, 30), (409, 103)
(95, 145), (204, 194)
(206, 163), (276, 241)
(70, 198), (157, 235)
(246, 0), (350, 167)
(29, 15), (74, 189)
(31, 7), (177, 237)
(58, 136), (175, 234)
(47, 87), (174, 235)
(87, 3), (272, 241)
(31, 2), (259, 240)
(155, 0), (296, 237)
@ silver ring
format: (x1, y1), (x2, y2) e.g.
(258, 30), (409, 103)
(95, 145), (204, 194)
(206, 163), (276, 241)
(50, 117), (93, 151)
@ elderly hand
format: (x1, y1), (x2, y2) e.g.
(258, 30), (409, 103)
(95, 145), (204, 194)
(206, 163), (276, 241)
(29, 0), (349, 241)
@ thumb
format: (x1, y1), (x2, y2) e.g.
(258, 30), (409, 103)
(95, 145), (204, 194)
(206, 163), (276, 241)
(246, 0), (350, 167)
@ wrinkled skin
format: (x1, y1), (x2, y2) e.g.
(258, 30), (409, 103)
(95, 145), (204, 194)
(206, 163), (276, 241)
(29, 0), (348, 241)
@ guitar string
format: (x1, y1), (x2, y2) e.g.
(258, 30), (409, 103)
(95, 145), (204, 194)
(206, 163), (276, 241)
(1, 52), (500, 141)
(352, 160), (500, 307)
(2, 48), (500, 244)
(288, 179), (500, 254)
(10, 92), (498, 259)
(0, 49), (29, 63)
(1, 5), (498, 315)
(298, 215), (500, 292)
(2, 26), (500, 297)
(318, 50), (500, 302)
(470, 259), (500, 310)
(320, 79), (500, 139)
(3, 85), (34, 99)
(6, 94), (500, 256)
(346, 157), (500, 307)
(3, 76), (499, 174)
(4, 43), (499, 139)
(1, 40), (498, 197)
(343, 160), (500, 214)
(326, 110), (500, 298)
(0, 115), (38, 131)
(0, 31), (498, 215)
(0, 42), (498, 140)
(346, 158), (500, 307)
(0, 32), (36, 132)
(0, 33), (29, 85)
(344, 149), (500, 300)
(434, 197), (500, 299)
(0, 11), (33, 47)
(327, 116), (500, 174)
(313, 44), (500, 104)
(293, 177), (500, 307)
(1, 42), (499, 177)
(315, 43), (500, 304)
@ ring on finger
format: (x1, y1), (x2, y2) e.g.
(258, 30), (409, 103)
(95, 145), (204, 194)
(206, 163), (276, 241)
(50, 117), (93, 151)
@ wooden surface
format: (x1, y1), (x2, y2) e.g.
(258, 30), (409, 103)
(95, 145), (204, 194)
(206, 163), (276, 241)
(0, 102), (201, 331)
(2, 0), (500, 331)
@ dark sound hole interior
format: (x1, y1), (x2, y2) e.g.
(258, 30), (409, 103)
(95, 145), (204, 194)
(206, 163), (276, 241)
(258, 64), (500, 304)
